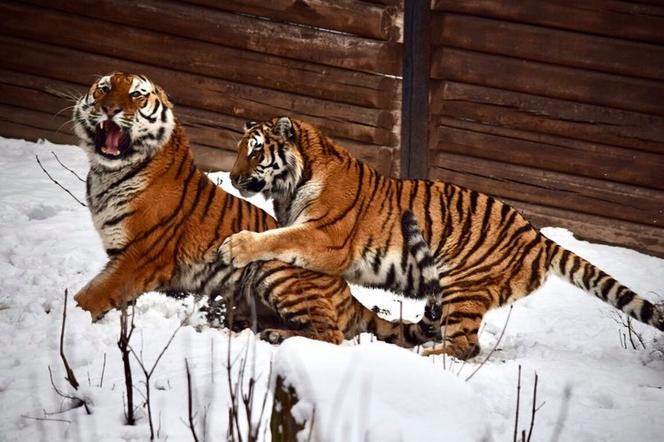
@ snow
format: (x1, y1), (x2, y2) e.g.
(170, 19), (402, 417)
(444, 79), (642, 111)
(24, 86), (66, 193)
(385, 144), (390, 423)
(1, 136), (663, 441)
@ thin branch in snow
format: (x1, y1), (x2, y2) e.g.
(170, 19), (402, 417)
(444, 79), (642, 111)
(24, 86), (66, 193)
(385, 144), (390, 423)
(513, 365), (522, 442)
(35, 154), (86, 207)
(98, 353), (107, 388)
(21, 415), (72, 424)
(59, 289), (80, 390)
(465, 305), (513, 382)
(51, 151), (85, 182)
(129, 322), (183, 440)
(185, 358), (200, 442)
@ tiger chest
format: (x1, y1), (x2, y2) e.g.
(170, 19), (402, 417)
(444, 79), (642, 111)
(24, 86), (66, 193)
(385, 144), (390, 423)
(86, 169), (148, 253)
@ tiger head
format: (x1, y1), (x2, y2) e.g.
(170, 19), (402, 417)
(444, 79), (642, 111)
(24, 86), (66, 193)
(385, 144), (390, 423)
(73, 72), (175, 169)
(230, 116), (304, 198)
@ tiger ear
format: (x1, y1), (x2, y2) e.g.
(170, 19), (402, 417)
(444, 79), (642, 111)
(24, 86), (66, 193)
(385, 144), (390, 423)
(273, 116), (294, 141)
(154, 85), (173, 108)
(243, 121), (258, 132)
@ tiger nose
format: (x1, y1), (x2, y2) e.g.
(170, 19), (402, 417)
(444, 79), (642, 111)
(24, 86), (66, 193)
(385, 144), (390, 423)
(101, 105), (121, 116)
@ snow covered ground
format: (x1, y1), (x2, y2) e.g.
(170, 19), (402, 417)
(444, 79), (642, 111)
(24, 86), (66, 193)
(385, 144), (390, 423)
(1, 136), (662, 442)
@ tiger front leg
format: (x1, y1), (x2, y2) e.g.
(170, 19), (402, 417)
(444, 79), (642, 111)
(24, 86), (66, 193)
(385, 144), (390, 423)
(75, 258), (167, 321)
(218, 226), (342, 273)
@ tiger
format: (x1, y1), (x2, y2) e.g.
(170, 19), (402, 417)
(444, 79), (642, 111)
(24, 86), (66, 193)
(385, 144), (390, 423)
(70, 72), (442, 346)
(220, 116), (664, 360)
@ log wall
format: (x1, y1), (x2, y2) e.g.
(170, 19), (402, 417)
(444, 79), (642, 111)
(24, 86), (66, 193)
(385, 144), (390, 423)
(429, 0), (664, 257)
(0, 0), (403, 174)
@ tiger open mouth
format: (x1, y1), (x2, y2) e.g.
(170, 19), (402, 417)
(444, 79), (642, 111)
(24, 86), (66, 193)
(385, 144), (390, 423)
(94, 121), (131, 158)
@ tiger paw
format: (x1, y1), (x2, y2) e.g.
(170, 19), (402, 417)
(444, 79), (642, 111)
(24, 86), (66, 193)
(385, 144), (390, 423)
(260, 328), (287, 345)
(74, 290), (112, 322)
(218, 230), (260, 268)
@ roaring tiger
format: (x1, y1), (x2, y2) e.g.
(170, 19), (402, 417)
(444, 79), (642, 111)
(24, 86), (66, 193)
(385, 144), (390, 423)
(71, 72), (440, 346)
(221, 116), (664, 359)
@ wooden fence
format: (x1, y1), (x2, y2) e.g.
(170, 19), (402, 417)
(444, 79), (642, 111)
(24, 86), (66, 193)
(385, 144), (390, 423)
(0, 0), (403, 175)
(423, 0), (664, 256)
(1, 0), (663, 257)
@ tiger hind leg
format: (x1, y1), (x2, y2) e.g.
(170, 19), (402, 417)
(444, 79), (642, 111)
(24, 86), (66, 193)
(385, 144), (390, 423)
(421, 301), (487, 360)
(260, 327), (344, 345)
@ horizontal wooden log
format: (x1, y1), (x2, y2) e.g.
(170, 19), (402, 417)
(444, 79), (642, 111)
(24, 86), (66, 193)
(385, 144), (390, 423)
(431, 81), (664, 155)
(0, 2), (399, 110)
(430, 152), (664, 226)
(184, 0), (399, 41)
(431, 48), (664, 117)
(432, 0), (664, 45)
(433, 13), (664, 81)
(22, 0), (402, 75)
(431, 120), (664, 191)
(500, 198), (664, 259)
(0, 36), (398, 147)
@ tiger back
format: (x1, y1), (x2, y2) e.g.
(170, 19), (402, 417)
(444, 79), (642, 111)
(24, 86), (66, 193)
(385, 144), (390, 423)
(222, 116), (664, 360)
(71, 72), (437, 346)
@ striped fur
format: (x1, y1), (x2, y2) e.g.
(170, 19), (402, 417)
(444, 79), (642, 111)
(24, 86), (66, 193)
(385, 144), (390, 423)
(223, 116), (664, 360)
(71, 73), (437, 346)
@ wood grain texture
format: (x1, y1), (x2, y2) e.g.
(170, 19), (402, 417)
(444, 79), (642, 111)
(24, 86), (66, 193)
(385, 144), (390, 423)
(22, 0), (402, 75)
(431, 47), (664, 117)
(430, 117), (664, 190)
(433, 13), (664, 81)
(431, 82), (664, 155)
(432, 0), (664, 45)
(0, 2), (399, 110)
(431, 152), (663, 226)
(185, 0), (400, 41)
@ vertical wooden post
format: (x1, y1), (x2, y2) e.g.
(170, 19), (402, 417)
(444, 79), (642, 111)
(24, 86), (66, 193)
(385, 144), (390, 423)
(400, 0), (431, 179)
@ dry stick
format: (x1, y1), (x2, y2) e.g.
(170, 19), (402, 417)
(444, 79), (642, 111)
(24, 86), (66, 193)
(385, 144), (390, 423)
(526, 373), (540, 442)
(185, 358), (200, 442)
(118, 303), (136, 425)
(513, 365), (522, 442)
(98, 353), (107, 388)
(59, 289), (80, 390)
(129, 323), (183, 440)
(51, 151), (85, 182)
(35, 154), (86, 207)
(47, 366), (91, 414)
(21, 414), (72, 424)
(464, 305), (514, 382)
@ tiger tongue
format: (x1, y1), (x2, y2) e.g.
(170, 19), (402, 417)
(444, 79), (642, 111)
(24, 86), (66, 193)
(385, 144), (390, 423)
(102, 122), (122, 156)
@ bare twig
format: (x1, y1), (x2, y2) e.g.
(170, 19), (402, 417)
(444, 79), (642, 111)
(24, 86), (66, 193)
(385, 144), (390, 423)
(21, 414), (72, 424)
(47, 366), (91, 414)
(35, 154), (86, 207)
(98, 353), (107, 388)
(129, 323), (183, 440)
(59, 289), (80, 390)
(185, 358), (200, 442)
(465, 305), (513, 382)
(526, 373), (539, 442)
(513, 365), (521, 442)
(51, 151), (85, 182)
(118, 303), (136, 425)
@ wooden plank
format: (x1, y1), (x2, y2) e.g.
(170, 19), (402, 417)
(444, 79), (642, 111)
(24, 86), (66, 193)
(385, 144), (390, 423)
(400, 0), (430, 179)
(433, 13), (664, 81)
(184, 0), (399, 41)
(430, 152), (664, 226)
(500, 198), (664, 259)
(431, 119), (664, 190)
(431, 47), (664, 117)
(431, 81), (664, 155)
(431, 0), (664, 45)
(22, 0), (402, 75)
(0, 2), (399, 110)
(0, 36), (398, 147)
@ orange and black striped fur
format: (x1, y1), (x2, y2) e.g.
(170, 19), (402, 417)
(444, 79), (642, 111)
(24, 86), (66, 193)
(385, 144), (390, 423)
(71, 73), (440, 346)
(222, 116), (664, 359)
